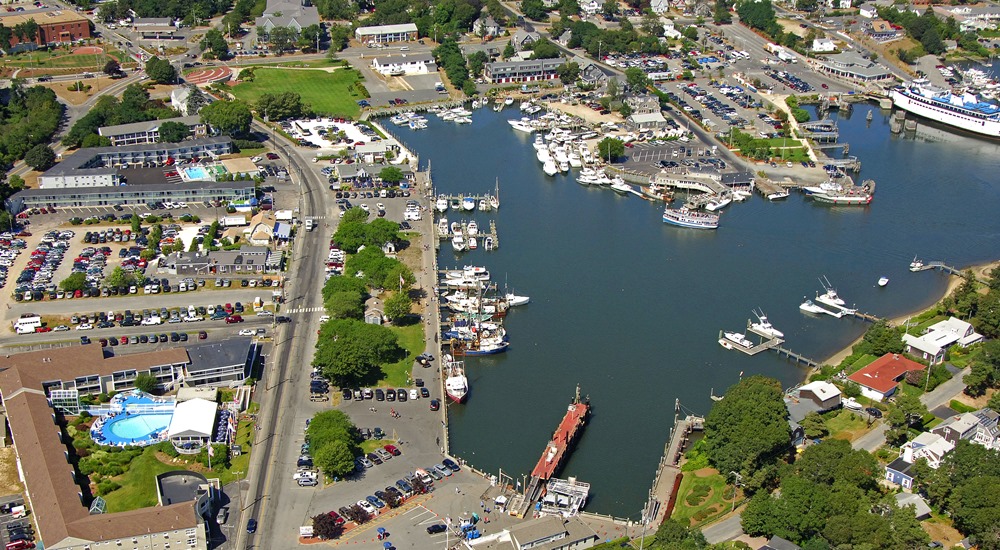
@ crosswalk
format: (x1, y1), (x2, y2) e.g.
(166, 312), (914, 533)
(285, 306), (325, 314)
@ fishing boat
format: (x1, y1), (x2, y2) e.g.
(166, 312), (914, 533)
(462, 197), (476, 211)
(816, 276), (847, 307)
(750, 309), (784, 338)
(453, 334), (510, 356)
(721, 331), (754, 349)
(444, 358), (469, 403)
(799, 299), (843, 318)
(641, 182), (674, 202)
(468, 237), (478, 250)
(610, 177), (632, 194)
(437, 217), (450, 237)
(878, 276), (889, 287)
(484, 236), (495, 251)
(444, 266), (489, 280)
(909, 256), (925, 271)
(436, 196), (449, 212)
(804, 180), (875, 205)
(662, 207), (719, 229)
(452, 235), (466, 252)
(467, 221), (478, 235)
(543, 160), (559, 176)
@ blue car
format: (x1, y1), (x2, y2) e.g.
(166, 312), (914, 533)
(246, 518), (258, 534)
(367, 495), (385, 509)
(442, 458), (460, 472)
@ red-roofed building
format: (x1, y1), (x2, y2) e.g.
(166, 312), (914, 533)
(847, 353), (926, 401)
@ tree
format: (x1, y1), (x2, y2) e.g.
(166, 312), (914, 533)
(200, 28), (230, 58)
(105, 266), (137, 289)
(602, 0), (618, 18)
(299, 24), (323, 49)
(256, 92), (307, 121)
(24, 144), (56, 171)
(796, 0), (818, 11)
(200, 100), (253, 136)
(185, 86), (210, 115)
(597, 137), (625, 162)
(383, 291), (412, 324)
(325, 290), (364, 320)
(702, 376), (791, 479)
(103, 58), (122, 76)
(530, 38), (561, 59)
(625, 67), (649, 92)
(306, 410), (359, 453)
(322, 275), (368, 305)
(145, 56), (177, 84)
(267, 26), (297, 52)
(800, 412), (828, 439)
(379, 166), (404, 184)
(313, 319), (404, 386)
(131, 214), (142, 234)
(681, 25), (698, 41)
(133, 373), (158, 393)
(312, 512), (343, 539)
(556, 61), (580, 85)
(314, 439), (357, 478)
(951, 475), (1000, 548)
(522, 0), (549, 20)
(920, 26), (944, 55)
(503, 41), (515, 60)
(59, 272), (89, 292)
(467, 51), (489, 78)
(157, 121), (191, 143)
(857, 319), (904, 357)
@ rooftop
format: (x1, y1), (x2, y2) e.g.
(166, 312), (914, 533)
(42, 136), (232, 177)
(355, 23), (418, 34)
(98, 115), (203, 138)
(167, 398), (217, 438)
(185, 338), (254, 373)
(0, 8), (88, 26)
(846, 353), (925, 394)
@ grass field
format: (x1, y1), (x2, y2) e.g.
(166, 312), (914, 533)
(5, 48), (129, 70)
(825, 410), (870, 442)
(671, 468), (738, 526)
(103, 450), (185, 513)
(228, 67), (363, 118)
(381, 322), (425, 387)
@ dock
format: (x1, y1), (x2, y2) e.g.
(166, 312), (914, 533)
(911, 260), (986, 282)
(510, 387), (590, 517)
(770, 345), (820, 368)
(645, 400), (705, 526)
(719, 330), (783, 355)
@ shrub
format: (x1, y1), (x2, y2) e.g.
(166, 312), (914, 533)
(97, 480), (121, 495)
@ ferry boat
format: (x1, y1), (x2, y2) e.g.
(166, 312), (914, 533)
(750, 309), (783, 338)
(890, 78), (1000, 138)
(444, 358), (469, 403)
(662, 206), (719, 229)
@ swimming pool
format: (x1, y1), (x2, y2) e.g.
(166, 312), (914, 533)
(90, 391), (176, 447)
(108, 413), (173, 440)
(185, 166), (209, 180)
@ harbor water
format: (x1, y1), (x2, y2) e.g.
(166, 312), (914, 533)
(392, 104), (1000, 517)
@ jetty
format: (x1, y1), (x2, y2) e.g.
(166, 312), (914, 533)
(910, 260), (982, 281)
(510, 387), (590, 517)
(720, 330), (784, 356)
(645, 400), (705, 526)
(770, 345), (820, 368)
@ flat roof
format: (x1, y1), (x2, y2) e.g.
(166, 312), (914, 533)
(157, 471), (210, 507)
(42, 136), (232, 177)
(373, 54), (435, 65)
(0, 9), (88, 26)
(355, 23), (418, 35)
(8, 180), (255, 199)
(185, 338), (253, 373)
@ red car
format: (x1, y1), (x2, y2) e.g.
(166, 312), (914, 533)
(383, 444), (401, 456)
(266, 152), (279, 160)
(225, 315), (244, 324)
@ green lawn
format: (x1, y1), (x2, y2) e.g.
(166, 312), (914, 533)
(103, 449), (186, 512)
(379, 322), (426, 387)
(5, 48), (129, 69)
(845, 353), (878, 374)
(671, 469), (738, 526)
(228, 67), (363, 118)
(825, 410), (870, 442)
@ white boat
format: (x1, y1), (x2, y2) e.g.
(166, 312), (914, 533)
(537, 149), (553, 164)
(558, 160), (570, 172)
(767, 190), (790, 201)
(509, 119), (534, 133)
(663, 207), (719, 229)
(455, 116), (472, 124)
(445, 359), (469, 403)
(909, 256), (925, 271)
(799, 299), (843, 318)
(437, 217), (450, 237)
(504, 96), (514, 106)
(478, 199), (488, 211)
(462, 197), (476, 211)
(568, 151), (583, 168)
(466, 221), (478, 235)
(817, 276), (845, 306)
(436, 197), (449, 212)
(533, 136), (547, 152)
(452, 235), (466, 252)
(505, 293), (530, 307)
(543, 160), (558, 176)
(484, 236), (495, 251)
(450, 221), (462, 235)
(610, 178), (632, 194)
(704, 195), (732, 211)
(577, 168), (600, 185)
(468, 237), (478, 250)
(891, 78), (1000, 138)
(722, 331), (754, 349)
(878, 276), (889, 287)
(750, 309), (783, 339)
(489, 195), (500, 209)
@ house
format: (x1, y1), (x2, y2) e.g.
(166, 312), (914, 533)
(932, 408), (1000, 450)
(473, 15), (502, 37)
(355, 23), (419, 44)
(900, 432), (955, 469)
(885, 456), (916, 489)
(859, 3), (878, 17)
(254, 0), (320, 39)
(846, 353), (926, 401)
(797, 380), (842, 410)
(512, 29), (541, 51)
(371, 54), (436, 76)
(894, 493), (932, 520)
(483, 515), (600, 550)
(580, 0), (601, 15)
(171, 86), (210, 116)
(662, 19), (683, 40)
(580, 63), (610, 85)
(902, 317), (983, 365)
(625, 94), (661, 114)
(759, 537), (802, 550)
(244, 210), (277, 247)
(627, 112), (669, 131)
(812, 38), (836, 53)
(864, 19), (900, 41)
(651, 0), (671, 14)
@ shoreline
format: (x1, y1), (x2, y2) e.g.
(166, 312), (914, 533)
(821, 259), (999, 367)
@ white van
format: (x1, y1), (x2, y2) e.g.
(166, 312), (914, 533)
(14, 316), (41, 334)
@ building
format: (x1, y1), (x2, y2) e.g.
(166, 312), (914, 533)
(98, 116), (208, 147)
(817, 51), (893, 82)
(0, 9), (91, 50)
(894, 493), (931, 520)
(333, 162), (414, 184)
(484, 58), (564, 83)
(625, 94), (661, 114)
(885, 456), (916, 489)
(165, 246), (281, 276)
(797, 380), (843, 410)
(171, 86), (209, 116)
(864, 19), (900, 41)
(859, 3), (878, 17)
(580, 0), (601, 15)
(651, 0), (670, 13)
(902, 317), (983, 365)
(167, 399), (218, 454)
(473, 15), (502, 37)
(626, 112), (669, 130)
(579, 63), (610, 85)
(812, 38), (836, 53)
(886, 432), (955, 488)
(371, 53), (436, 76)
(133, 17), (178, 40)
(662, 19), (683, 40)
(6, 179), (255, 212)
(0, 346), (210, 549)
(37, 137), (233, 189)
(463, 515), (599, 550)
(935, 4), (1000, 31)
(183, 338), (259, 387)
(846, 353), (926, 401)
(355, 23), (419, 44)
(759, 538), (802, 550)
(156, 471), (214, 517)
(512, 29), (541, 51)
(255, 0), (320, 38)
(932, 408), (1000, 450)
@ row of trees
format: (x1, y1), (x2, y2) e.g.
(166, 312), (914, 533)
(96, 0), (230, 26)
(63, 84), (176, 148)
(433, 39), (476, 96)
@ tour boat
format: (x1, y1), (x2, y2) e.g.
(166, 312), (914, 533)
(751, 309), (784, 339)
(878, 276), (889, 287)
(436, 196), (449, 212)
(462, 197), (476, 211)
(445, 359), (469, 403)
(662, 207), (719, 229)
(890, 78), (1000, 138)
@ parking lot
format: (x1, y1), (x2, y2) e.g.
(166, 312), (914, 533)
(0, 497), (33, 550)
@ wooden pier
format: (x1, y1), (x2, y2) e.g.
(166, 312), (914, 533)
(645, 400), (705, 526)
(911, 260), (984, 282)
(719, 330), (783, 356)
(771, 345), (820, 368)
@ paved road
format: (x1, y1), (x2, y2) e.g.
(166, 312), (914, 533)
(703, 513), (744, 544)
(5, 289), (274, 320)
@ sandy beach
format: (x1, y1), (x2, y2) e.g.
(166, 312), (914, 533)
(822, 260), (999, 366)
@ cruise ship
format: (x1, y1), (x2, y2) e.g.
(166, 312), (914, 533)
(891, 79), (1000, 138)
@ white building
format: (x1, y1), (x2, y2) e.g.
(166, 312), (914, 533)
(371, 53), (436, 76)
(98, 116), (207, 147)
(900, 432), (954, 469)
(355, 23), (418, 44)
(662, 19), (683, 39)
(473, 15), (501, 37)
(812, 38), (836, 52)
(580, 0), (600, 15)
(167, 398), (218, 454)
(933, 408), (1000, 450)
(859, 3), (878, 18)
(651, 0), (671, 14)
(902, 316), (983, 365)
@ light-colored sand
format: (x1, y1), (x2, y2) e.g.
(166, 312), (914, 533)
(544, 100), (624, 125)
(821, 260), (999, 366)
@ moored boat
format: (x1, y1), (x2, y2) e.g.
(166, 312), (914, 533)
(445, 358), (469, 403)
(436, 196), (449, 212)
(543, 161), (559, 176)
(462, 197), (476, 211)
(722, 331), (754, 349)
(468, 236), (478, 250)
(662, 206), (719, 229)
(750, 309), (784, 338)
(878, 276), (889, 287)
(452, 235), (466, 252)
(610, 177), (633, 194)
